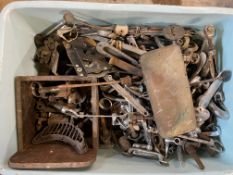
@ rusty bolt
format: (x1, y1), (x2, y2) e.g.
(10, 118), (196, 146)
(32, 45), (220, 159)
(184, 143), (205, 170)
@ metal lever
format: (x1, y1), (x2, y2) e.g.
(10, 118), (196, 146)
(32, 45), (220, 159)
(198, 70), (231, 108)
(104, 75), (149, 116)
(128, 148), (168, 166)
(96, 42), (138, 66)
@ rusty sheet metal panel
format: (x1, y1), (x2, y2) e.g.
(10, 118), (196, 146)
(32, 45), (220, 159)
(140, 45), (196, 138)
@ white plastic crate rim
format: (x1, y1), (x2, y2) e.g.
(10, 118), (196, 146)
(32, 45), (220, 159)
(0, 1), (233, 174)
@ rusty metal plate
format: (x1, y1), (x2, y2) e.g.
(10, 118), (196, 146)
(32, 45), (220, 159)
(140, 45), (196, 138)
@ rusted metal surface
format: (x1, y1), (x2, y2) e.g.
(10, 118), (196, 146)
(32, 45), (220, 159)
(35, 80), (120, 92)
(96, 41), (138, 66)
(9, 76), (99, 169)
(31, 77), (131, 97)
(120, 42), (147, 56)
(184, 142), (205, 170)
(140, 45), (196, 138)
(109, 56), (142, 76)
(32, 122), (88, 154)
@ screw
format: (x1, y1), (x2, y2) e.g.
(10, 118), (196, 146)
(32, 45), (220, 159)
(76, 67), (82, 72)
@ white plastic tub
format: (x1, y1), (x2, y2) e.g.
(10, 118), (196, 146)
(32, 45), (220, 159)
(0, 1), (233, 174)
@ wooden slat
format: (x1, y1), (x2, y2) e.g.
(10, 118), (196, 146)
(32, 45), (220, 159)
(1, 0), (233, 11)
(181, 0), (233, 7)
(0, 0), (16, 10)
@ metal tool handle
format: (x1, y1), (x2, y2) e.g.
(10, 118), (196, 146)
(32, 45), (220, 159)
(104, 75), (149, 116)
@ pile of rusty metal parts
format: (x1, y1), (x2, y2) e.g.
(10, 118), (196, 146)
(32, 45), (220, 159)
(31, 80), (93, 155)
(24, 12), (232, 169)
